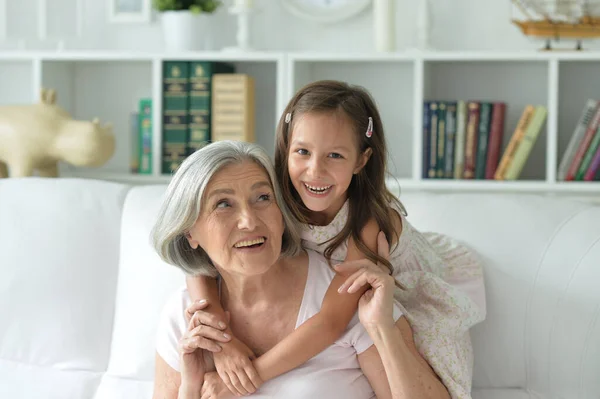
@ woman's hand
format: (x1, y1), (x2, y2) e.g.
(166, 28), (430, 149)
(180, 300), (234, 388)
(213, 333), (262, 396)
(201, 372), (236, 399)
(334, 231), (396, 329)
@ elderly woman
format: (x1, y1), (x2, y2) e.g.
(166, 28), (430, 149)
(151, 141), (449, 399)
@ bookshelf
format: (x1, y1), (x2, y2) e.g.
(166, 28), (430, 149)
(0, 50), (599, 195)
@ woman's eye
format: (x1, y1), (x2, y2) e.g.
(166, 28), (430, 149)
(329, 152), (343, 159)
(258, 193), (271, 202)
(216, 200), (230, 209)
(296, 149), (309, 155)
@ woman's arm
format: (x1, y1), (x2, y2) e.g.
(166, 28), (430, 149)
(251, 218), (381, 382)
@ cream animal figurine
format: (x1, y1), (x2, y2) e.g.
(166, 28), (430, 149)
(0, 88), (115, 178)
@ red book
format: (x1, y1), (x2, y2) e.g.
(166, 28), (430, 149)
(485, 102), (506, 179)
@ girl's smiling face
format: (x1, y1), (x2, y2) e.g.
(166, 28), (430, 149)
(287, 111), (371, 225)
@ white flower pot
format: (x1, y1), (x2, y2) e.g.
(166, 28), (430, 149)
(160, 11), (212, 52)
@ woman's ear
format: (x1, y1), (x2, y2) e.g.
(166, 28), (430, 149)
(185, 232), (199, 249)
(354, 148), (373, 174)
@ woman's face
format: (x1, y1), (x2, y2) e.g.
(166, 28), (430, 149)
(186, 161), (285, 276)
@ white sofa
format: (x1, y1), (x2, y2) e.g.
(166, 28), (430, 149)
(1, 177), (599, 399)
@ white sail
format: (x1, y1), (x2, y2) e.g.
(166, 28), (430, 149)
(512, 0), (597, 21)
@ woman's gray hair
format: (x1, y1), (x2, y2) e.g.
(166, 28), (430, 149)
(151, 140), (302, 277)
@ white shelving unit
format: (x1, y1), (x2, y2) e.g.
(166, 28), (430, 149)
(1, 50), (599, 195)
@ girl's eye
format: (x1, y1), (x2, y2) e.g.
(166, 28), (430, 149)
(216, 200), (230, 209)
(329, 153), (343, 159)
(296, 149), (309, 155)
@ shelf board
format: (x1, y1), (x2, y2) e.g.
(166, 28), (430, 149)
(61, 171), (173, 184)
(1, 50), (599, 63)
(386, 178), (600, 194)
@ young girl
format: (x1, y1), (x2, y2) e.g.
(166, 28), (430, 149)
(187, 80), (486, 398)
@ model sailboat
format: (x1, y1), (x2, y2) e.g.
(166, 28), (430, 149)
(511, 0), (600, 49)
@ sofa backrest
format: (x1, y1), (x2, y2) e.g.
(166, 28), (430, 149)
(1, 178), (599, 399)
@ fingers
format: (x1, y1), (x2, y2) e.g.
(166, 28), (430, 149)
(377, 230), (390, 259)
(246, 365), (263, 389)
(190, 324), (232, 344)
(188, 308), (228, 331)
(179, 334), (221, 354)
(226, 371), (249, 396)
(219, 372), (237, 397)
(235, 369), (258, 395)
(185, 299), (209, 322)
(337, 268), (364, 294)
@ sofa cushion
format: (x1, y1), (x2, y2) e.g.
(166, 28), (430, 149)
(0, 178), (129, 397)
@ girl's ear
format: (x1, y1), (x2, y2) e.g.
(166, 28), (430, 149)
(354, 148), (373, 174)
(185, 232), (199, 249)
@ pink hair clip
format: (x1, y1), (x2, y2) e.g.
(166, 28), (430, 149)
(366, 117), (373, 138)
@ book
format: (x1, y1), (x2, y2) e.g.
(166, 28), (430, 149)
(427, 102), (439, 178)
(576, 126), (600, 180)
(494, 105), (535, 180)
(436, 102), (447, 178)
(504, 105), (547, 180)
(475, 102), (492, 179)
(485, 102), (506, 179)
(443, 102), (457, 179)
(453, 101), (467, 179)
(211, 74), (255, 143)
(463, 102), (480, 179)
(557, 99), (599, 181)
(138, 99), (153, 175)
(188, 61), (235, 154)
(422, 101), (432, 179)
(583, 141), (600, 181)
(565, 105), (600, 181)
(162, 61), (190, 174)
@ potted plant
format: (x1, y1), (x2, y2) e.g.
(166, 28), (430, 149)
(153, 0), (223, 51)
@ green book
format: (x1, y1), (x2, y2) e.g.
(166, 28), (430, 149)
(575, 126), (600, 180)
(475, 102), (492, 179)
(162, 61), (190, 174)
(188, 61), (235, 155)
(138, 99), (153, 175)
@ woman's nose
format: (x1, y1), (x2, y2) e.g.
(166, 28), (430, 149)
(237, 206), (257, 230)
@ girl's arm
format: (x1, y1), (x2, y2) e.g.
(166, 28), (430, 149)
(186, 275), (227, 329)
(359, 317), (450, 399)
(251, 218), (381, 382)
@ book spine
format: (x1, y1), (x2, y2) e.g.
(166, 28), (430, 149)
(494, 105), (535, 180)
(453, 101), (467, 179)
(422, 101), (431, 179)
(475, 102), (492, 179)
(436, 101), (446, 178)
(211, 74), (256, 143)
(504, 106), (548, 180)
(485, 102), (506, 180)
(583, 143), (600, 181)
(162, 61), (190, 174)
(565, 105), (600, 181)
(575, 126), (600, 180)
(427, 102), (438, 178)
(138, 99), (153, 175)
(444, 102), (457, 179)
(463, 102), (480, 179)
(188, 62), (236, 155)
(557, 99), (598, 181)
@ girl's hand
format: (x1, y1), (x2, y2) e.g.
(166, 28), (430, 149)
(334, 231), (396, 329)
(179, 300), (234, 387)
(201, 372), (236, 399)
(213, 317), (263, 396)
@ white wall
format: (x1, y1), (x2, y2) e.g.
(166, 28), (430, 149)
(3, 0), (600, 52)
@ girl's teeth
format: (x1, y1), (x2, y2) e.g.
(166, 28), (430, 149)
(305, 184), (331, 193)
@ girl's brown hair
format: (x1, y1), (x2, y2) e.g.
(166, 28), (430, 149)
(274, 80), (405, 272)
